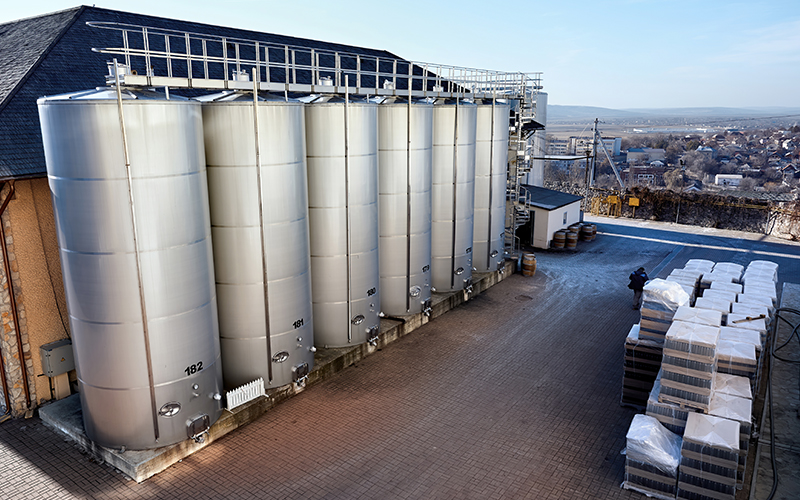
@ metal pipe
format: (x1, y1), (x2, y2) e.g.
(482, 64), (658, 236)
(252, 70), (273, 382)
(486, 97), (496, 270)
(450, 98), (459, 289)
(405, 95), (412, 312)
(0, 180), (25, 413)
(115, 60), (160, 441)
(344, 76), (352, 343)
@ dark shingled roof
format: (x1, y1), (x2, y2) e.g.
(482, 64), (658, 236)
(0, 5), (403, 180)
(519, 184), (583, 210)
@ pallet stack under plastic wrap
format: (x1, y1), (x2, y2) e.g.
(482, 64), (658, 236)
(623, 414), (683, 500)
(622, 259), (779, 499)
(621, 280), (690, 408)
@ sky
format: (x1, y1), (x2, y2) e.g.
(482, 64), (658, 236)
(5, 1), (800, 109)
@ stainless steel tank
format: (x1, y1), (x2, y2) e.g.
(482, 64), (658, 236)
(431, 98), (477, 292)
(529, 92), (547, 187)
(38, 88), (223, 450)
(376, 97), (433, 316)
(304, 95), (380, 347)
(199, 91), (314, 390)
(473, 100), (510, 273)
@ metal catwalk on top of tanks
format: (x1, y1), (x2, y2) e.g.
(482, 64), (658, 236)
(2, 215), (800, 499)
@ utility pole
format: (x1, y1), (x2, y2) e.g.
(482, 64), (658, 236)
(675, 158), (686, 224)
(591, 118), (599, 187)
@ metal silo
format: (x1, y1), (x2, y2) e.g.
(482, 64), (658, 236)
(431, 98), (477, 292)
(376, 97), (433, 316)
(38, 88), (223, 450)
(473, 100), (510, 273)
(199, 91), (314, 390)
(304, 95), (380, 347)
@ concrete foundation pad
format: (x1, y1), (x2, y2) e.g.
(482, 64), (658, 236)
(39, 261), (514, 483)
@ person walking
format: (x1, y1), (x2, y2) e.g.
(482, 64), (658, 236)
(628, 267), (648, 310)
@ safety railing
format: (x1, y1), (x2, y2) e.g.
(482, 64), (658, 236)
(88, 21), (542, 100)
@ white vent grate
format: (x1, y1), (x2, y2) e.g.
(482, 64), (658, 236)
(226, 378), (265, 411)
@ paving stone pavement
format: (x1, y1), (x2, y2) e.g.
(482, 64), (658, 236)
(1, 215), (799, 499)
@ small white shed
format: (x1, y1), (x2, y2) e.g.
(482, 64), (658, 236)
(520, 185), (584, 249)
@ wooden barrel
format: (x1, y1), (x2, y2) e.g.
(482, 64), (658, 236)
(590, 224), (597, 240)
(568, 223), (581, 233)
(565, 231), (578, 249)
(521, 252), (537, 277)
(552, 230), (566, 249)
(580, 224), (593, 241)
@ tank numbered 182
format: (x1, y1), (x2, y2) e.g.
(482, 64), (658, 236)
(367, 287), (377, 297)
(184, 361), (203, 376)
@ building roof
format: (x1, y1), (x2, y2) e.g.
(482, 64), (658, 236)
(0, 6), (402, 180)
(520, 184), (583, 210)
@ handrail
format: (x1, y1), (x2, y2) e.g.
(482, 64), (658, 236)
(87, 21), (542, 98)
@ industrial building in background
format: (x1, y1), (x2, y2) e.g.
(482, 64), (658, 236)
(0, 5), (546, 452)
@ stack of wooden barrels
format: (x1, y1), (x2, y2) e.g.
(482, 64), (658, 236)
(551, 222), (597, 250)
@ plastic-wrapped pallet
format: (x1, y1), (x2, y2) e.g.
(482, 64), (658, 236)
(678, 413), (740, 500)
(719, 326), (762, 357)
(744, 260), (778, 282)
(640, 279), (691, 342)
(713, 262), (744, 277)
(710, 281), (743, 294)
(666, 274), (698, 302)
(672, 306), (722, 328)
(623, 414), (683, 500)
(660, 321), (720, 412)
(709, 392), (753, 487)
(622, 323), (664, 408)
(701, 288), (737, 304)
(713, 373), (752, 400)
(694, 296), (731, 324)
(731, 302), (770, 326)
(700, 271), (739, 290)
(742, 283), (777, 305)
(716, 340), (757, 380)
(646, 371), (695, 436)
(684, 259), (715, 274)
(737, 293), (774, 315)
(727, 312), (768, 347)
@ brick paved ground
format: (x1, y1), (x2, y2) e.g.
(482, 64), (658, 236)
(1, 216), (798, 499)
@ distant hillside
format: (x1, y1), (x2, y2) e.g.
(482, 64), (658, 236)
(548, 105), (800, 124)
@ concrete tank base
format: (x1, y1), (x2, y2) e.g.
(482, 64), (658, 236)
(38, 261), (514, 483)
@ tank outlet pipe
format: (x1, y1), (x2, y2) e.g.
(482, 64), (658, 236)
(0, 180), (28, 411)
(115, 59), (160, 441)
(405, 93), (413, 312)
(450, 98), (459, 290)
(344, 76), (353, 343)
(486, 97), (496, 271)
(252, 69), (273, 382)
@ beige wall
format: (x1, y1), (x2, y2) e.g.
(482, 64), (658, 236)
(531, 201), (582, 249)
(7, 179), (70, 406)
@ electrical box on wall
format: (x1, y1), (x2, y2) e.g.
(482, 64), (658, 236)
(40, 339), (74, 377)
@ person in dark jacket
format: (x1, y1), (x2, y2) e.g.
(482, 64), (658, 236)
(628, 267), (648, 309)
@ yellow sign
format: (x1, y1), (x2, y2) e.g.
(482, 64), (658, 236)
(628, 197), (640, 207)
(607, 195), (619, 204)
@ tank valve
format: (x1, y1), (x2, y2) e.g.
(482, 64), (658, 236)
(212, 393), (222, 401)
(309, 346), (317, 353)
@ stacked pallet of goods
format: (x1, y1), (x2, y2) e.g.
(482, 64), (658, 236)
(622, 414), (683, 500)
(622, 258), (780, 499)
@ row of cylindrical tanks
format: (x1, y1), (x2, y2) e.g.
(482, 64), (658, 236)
(37, 86), (509, 451)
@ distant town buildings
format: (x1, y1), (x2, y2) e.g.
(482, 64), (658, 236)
(626, 148), (666, 164)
